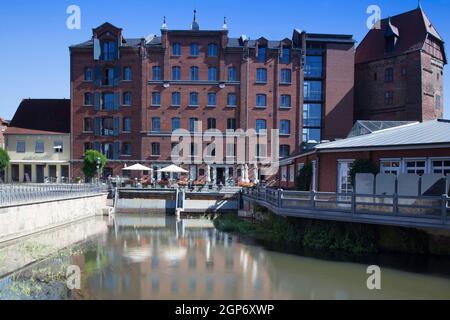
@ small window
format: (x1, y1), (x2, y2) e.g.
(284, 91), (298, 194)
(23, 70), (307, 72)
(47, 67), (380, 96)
(122, 142), (132, 156)
(190, 43), (199, 56)
(102, 92), (114, 110)
(172, 92), (181, 106)
(256, 119), (267, 133)
(16, 141), (25, 153)
(190, 92), (199, 106)
(227, 93), (237, 107)
(84, 92), (93, 106)
(151, 117), (161, 132)
(281, 48), (290, 64)
(208, 67), (217, 81)
(84, 67), (93, 81)
(405, 160), (426, 176)
(228, 67), (237, 81)
(103, 68), (114, 86)
(152, 92), (161, 106)
(280, 145), (290, 158)
(189, 118), (199, 132)
(280, 120), (290, 135)
(436, 95), (441, 110)
(123, 117), (132, 132)
(190, 67), (199, 81)
(280, 95), (291, 108)
(207, 118), (216, 130)
(84, 118), (93, 132)
(385, 68), (393, 82)
(172, 117), (181, 131)
(257, 46), (266, 63)
(207, 93), (216, 106)
(35, 141), (45, 153)
(152, 66), (161, 81)
(384, 91), (394, 105)
(280, 69), (292, 84)
(207, 43), (218, 57)
(123, 92), (132, 106)
(256, 94), (267, 108)
(54, 141), (64, 153)
(172, 66), (181, 80)
(227, 118), (236, 130)
(172, 43), (181, 56)
(256, 68), (267, 83)
(151, 142), (160, 156)
(123, 67), (132, 81)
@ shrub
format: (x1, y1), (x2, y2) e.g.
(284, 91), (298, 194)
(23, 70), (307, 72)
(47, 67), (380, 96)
(0, 148), (10, 175)
(82, 150), (106, 182)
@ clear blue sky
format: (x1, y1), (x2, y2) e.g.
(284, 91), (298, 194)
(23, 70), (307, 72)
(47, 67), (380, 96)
(0, 0), (448, 120)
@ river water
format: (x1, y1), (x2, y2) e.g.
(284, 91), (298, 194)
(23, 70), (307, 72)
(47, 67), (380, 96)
(0, 214), (450, 300)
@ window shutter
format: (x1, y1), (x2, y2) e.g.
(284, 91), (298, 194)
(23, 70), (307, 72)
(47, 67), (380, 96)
(114, 92), (120, 111)
(94, 92), (101, 111)
(94, 142), (101, 152)
(113, 141), (120, 160)
(94, 117), (101, 136)
(94, 67), (102, 86)
(114, 65), (121, 86)
(116, 38), (120, 60)
(93, 38), (101, 61)
(114, 117), (120, 136)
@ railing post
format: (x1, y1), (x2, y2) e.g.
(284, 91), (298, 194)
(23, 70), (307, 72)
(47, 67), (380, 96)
(278, 189), (283, 208)
(351, 192), (356, 215)
(442, 194), (448, 224)
(393, 193), (399, 215)
(310, 190), (315, 208)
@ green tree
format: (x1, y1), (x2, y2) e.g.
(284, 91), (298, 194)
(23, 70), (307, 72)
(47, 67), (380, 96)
(295, 161), (313, 191)
(348, 159), (378, 187)
(82, 150), (106, 182)
(0, 148), (10, 180)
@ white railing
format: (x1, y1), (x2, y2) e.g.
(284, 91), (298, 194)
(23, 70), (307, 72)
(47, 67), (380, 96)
(0, 183), (107, 208)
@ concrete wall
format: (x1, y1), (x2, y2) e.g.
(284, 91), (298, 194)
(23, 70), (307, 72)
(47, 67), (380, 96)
(115, 198), (238, 213)
(0, 194), (107, 243)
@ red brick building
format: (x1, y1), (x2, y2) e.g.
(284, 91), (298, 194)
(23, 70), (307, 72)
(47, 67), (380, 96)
(278, 120), (450, 193)
(355, 7), (446, 122)
(70, 14), (355, 183)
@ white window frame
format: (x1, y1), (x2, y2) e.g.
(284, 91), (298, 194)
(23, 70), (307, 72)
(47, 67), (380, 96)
(289, 165), (295, 183)
(380, 158), (402, 176)
(337, 159), (354, 194)
(403, 158), (427, 175)
(281, 166), (287, 182)
(429, 157), (450, 175)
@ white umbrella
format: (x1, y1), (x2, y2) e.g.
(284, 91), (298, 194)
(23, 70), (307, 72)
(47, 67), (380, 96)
(157, 164), (188, 173)
(206, 165), (211, 183)
(253, 165), (259, 184)
(123, 164), (153, 171)
(244, 164), (249, 183)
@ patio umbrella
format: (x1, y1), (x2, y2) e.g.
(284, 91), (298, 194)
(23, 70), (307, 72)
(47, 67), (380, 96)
(157, 164), (188, 173)
(123, 164), (153, 171)
(206, 165), (211, 183)
(244, 164), (249, 183)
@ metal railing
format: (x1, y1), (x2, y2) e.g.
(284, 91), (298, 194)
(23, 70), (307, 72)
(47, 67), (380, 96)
(243, 187), (450, 224)
(0, 183), (107, 208)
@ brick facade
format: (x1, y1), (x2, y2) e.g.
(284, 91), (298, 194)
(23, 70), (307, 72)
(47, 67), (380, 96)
(70, 20), (355, 183)
(355, 8), (446, 122)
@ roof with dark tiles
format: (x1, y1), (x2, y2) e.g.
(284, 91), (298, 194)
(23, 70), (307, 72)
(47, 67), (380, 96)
(7, 99), (70, 134)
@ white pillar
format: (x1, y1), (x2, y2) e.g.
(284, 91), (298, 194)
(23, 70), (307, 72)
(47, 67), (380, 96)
(224, 167), (229, 185)
(212, 166), (217, 184)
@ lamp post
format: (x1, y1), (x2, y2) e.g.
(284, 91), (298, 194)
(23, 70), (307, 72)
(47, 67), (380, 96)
(96, 157), (101, 184)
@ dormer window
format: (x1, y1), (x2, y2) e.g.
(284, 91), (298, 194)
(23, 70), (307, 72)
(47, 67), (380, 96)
(385, 36), (397, 53)
(384, 18), (399, 53)
(102, 40), (117, 61)
(257, 47), (267, 63)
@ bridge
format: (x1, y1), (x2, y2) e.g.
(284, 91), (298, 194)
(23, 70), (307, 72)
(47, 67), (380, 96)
(241, 187), (450, 231)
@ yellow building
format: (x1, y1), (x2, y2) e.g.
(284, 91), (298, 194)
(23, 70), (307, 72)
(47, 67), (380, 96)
(3, 99), (71, 183)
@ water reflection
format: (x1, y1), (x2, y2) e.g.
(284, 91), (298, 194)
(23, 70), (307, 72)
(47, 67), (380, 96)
(1, 214), (450, 300)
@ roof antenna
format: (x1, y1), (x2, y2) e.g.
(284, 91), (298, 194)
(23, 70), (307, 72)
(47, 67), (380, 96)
(222, 16), (228, 30)
(161, 16), (168, 30)
(191, 9), (199, 30)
